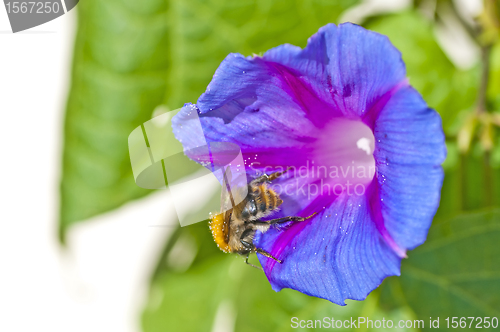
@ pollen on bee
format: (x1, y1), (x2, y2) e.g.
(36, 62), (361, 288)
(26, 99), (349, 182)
(208, 212), (231, 253)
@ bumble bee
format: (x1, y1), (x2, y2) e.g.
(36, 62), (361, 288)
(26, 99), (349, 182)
(208, 167), (315, 269)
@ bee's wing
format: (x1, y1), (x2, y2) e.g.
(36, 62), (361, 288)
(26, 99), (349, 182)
(220, 167), (234, 213)
(220, 166), (247, 213)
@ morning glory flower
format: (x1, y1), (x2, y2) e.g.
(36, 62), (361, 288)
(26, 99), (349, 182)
(172, 23), (446, 305)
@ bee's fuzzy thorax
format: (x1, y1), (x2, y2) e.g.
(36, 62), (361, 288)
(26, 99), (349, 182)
(209, 213), (231, 253)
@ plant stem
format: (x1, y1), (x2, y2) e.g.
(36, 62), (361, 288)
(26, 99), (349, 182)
(476, 24), (493, 205)
(476, 44), (492, 114)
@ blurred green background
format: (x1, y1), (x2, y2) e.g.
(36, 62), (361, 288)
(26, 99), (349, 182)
(59, 0), (500, 331)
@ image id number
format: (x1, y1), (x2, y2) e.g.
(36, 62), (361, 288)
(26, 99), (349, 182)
(5, 2), (61, 14)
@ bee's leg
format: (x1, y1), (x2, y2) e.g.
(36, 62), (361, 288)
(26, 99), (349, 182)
(254, 248), (283, 264)
(240, 238), (282, 265)
(251, 166), (293, 184)
(255, 212), (317, 225)
(240, 240), (264, 269)
(244, 252), (263, 270)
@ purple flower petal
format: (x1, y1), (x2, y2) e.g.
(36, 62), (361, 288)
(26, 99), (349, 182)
(263, 23), (407, 121)
(255, 189), (401, 305)
(373, 86), (446, 251)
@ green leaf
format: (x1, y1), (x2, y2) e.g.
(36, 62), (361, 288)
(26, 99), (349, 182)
(434, 141), (500, 221)
(364, 11), (479, 134)
(59, 0), (170, 240)
(143, 254), (419, 332)
(383, 209), (500, 330)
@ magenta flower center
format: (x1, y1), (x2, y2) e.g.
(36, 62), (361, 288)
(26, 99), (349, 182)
(313, 118), (375, 190)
